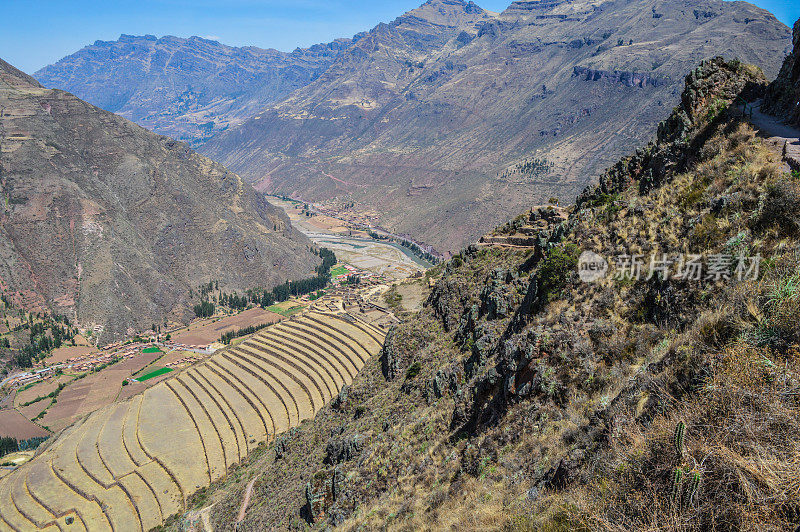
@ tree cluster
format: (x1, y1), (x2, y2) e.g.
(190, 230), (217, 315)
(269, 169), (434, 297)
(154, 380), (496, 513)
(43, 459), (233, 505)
(192, 248), (338, 317)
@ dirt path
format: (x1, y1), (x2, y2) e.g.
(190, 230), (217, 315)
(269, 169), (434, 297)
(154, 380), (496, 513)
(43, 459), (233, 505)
(236, 477), (258, 523)
(747, 101), (800, 172)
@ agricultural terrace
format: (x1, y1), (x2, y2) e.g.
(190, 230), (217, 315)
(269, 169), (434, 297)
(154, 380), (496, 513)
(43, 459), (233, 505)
(0, 304), (388, 531)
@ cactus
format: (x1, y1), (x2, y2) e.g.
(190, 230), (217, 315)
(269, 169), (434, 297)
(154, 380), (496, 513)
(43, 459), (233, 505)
(685, 470), (702, 506)
(674, 421), (686, 460)
(670, 467), (684, 506)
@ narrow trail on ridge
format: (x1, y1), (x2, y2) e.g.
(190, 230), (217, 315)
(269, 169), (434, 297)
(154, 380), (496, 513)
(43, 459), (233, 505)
(745, 100), (800, 171)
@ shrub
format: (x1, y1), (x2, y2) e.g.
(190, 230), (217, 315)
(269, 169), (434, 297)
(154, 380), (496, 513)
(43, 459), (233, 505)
(538, 243), (580, 302)
(405, 362), (421, 379)
(690, 214), (723, 248)
(751, 180), (800, 236)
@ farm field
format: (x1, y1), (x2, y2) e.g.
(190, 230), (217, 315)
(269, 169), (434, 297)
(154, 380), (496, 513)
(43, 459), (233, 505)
(132, 348), (205, 379)
(0, 302), (388, 530)
(135, 367), (172, 381)
(0, 409), (49, 439)
(170, 307), (282, 346)
(36, 350), (163, 432)
(13, 375), (72, 408)
(45, 345), (96, 364)
(265, 300), (306, 317)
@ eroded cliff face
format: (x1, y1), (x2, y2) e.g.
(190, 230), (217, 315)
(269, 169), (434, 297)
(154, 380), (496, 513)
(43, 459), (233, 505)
(764, 18), (800, 125)
(201, 0), (790, 253)
(0, 57), (317, 341)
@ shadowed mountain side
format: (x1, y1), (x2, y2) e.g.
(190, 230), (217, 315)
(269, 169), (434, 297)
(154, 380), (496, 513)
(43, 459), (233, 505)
(0, 57), (318, 341)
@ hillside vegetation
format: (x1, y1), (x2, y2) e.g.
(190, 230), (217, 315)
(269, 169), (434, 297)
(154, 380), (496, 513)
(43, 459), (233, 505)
(185, 53), (800, 531)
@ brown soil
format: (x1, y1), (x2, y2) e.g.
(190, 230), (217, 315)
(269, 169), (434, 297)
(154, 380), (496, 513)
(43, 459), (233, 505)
(47, 345), (97, 364)
(40, 351), (162, 431)
(171, 307), (282, 346)
(0, 409), (49, 439)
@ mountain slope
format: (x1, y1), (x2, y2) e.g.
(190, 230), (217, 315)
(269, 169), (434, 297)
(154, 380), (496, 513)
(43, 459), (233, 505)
(34, 34), (354, 146)
(0, 57), (317, 341)
(202, 0), (791, 253)
(764, 18), (800, 125)
(179, 54), (800, 531)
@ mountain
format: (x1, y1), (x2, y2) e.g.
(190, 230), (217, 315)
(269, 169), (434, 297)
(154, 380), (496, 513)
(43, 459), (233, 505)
(201, 0), (791, 253)
(764, 17), (800, 125)
(177, 51), (800, 530)
(0, 57), (317, 341)
(34, 34), (354, 146)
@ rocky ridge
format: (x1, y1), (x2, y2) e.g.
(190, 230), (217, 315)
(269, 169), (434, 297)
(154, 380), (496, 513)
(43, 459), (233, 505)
(177, 49), (800, 530)
(764, 18), (800, 125)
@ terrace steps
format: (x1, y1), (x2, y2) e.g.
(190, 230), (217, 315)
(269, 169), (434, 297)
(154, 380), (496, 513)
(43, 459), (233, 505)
(117, 472), (162, 531)
(231, 344), (305, 424)
(181, 371), (243, 467)
(205, 357), (272, 442)
(190, 366), (250, 461)
(26, 460), (96, 530)
(307, 311), (385, 350)
(229, 342), (318, 416)
(263, 327), (348, 390)
(0, 308), (386, 530)
(194, 362), (263, 451)
(222, 350), (296, 428)
(242, 336), (332, 405)
(237, 339), (326, 410)
(122, 396), (150, 467)
(286, 322), (366, 375)
(9, 473), (55, 529)
(97, 403), (138, 478)
(169, 376), (229, 478)
(209, 354), (279, 437)
(276, 321), (361, 377)
(53, 443), (138, 530)
(139, 384), (208, 502)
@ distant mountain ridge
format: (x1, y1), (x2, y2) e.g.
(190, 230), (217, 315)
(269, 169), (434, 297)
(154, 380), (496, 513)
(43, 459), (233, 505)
(37, 0), (793, 253)
(0, 57), (318, 341)
(34, 34), (355, 146)
(201, 0), (791, 252)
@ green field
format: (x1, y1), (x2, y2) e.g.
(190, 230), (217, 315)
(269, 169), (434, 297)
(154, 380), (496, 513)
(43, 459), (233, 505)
(136, 367), (173, 381)
(330, 266), (350, 277)
(141, 346), (163, 354)
(266, 304), (305, 317)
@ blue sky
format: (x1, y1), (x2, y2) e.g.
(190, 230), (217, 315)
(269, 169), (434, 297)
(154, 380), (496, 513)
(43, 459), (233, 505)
(1, 0), (798, 74)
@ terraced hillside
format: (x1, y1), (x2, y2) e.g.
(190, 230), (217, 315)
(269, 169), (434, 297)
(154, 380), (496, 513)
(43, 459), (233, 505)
(0, 306), (386, 531)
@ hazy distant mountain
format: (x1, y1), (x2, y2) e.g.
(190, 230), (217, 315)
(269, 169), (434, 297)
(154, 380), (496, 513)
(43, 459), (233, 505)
(36, 0), (792, 253)
(201, 0), (791, 252)
(34, 34), (355, 146)
(0, 57), (317, 341)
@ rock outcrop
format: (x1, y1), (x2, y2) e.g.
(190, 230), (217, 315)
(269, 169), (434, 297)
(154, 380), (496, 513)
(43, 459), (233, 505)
(764, 18), (800, 125)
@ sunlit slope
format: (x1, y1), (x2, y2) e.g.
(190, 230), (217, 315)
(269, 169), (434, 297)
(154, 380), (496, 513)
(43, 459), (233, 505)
(0, 309), (385, 531)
